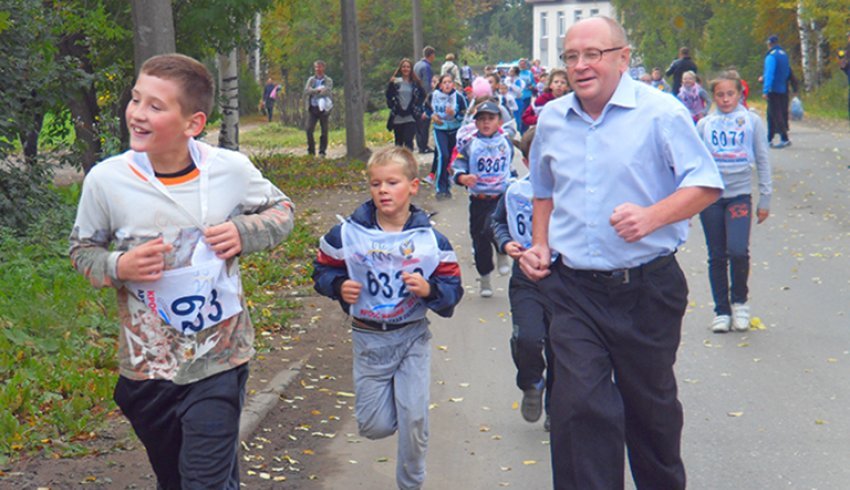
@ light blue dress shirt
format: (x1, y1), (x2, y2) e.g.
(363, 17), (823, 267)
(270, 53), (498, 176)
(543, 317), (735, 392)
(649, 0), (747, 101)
(530, 73), (723, 271)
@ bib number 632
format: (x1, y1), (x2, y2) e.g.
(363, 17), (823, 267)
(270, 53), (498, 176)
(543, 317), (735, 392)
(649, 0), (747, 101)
(170, 289), (223, 333)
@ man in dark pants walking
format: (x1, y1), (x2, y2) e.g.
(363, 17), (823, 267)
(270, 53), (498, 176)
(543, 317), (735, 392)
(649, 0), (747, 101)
(521, 16), (723, 490)
(413, 46), (436, 154)
(304, 60), (333, 157)
(761, 35), (792, 148)
(665, 46), (698, 96)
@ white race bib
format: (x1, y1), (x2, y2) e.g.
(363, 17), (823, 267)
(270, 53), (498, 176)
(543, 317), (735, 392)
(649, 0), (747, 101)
(341, 221), (439, 324)
(469, 137), (512, 195)
(128, 241), (242, 335)
(702, 110), (754, 168)
(505, 178), (534, 249)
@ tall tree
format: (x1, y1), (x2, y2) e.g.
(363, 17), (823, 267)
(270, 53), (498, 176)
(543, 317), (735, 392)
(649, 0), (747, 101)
(340, 0), (367, 159)
(130, 0), (176, 74)
(218, 49), (240, 150)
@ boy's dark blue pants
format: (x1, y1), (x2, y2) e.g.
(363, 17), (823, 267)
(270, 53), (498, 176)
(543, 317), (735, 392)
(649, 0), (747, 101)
(508, 264), (554, 408)
(542, 257), (687, 490)
(468, 195), (499, 276)
(433, 128), (457, 195)
(114, 363), (249, 490)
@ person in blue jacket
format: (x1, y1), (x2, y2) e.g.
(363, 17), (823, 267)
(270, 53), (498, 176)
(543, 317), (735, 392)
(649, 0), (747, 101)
(312, 146), (463, 490)
(761, 35), (792, 148)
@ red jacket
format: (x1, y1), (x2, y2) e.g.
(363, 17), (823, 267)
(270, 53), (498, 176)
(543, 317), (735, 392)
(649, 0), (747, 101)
(521, 91), (556, 127)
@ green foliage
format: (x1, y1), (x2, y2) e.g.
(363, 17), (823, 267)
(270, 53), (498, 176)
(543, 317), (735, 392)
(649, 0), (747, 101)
(803, 74), (849, 119)
(0, 163), (61, 234)
(239, 67), (263, 116)
(241, 109), (393, 150)
(0, 195), (119, 459)
(463, 0), (532, 63)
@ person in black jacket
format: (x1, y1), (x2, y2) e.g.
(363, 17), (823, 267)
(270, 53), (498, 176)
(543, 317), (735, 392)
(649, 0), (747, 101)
(386, 58), (426, 150)
(666, 46), (699, 95)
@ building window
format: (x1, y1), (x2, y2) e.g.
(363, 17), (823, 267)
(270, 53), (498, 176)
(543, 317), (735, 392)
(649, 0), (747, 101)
(540, 12), (548, 65)
(557, 11), (566, 37)
(573, 9), (582, 22)
(590, 8), (599, 17)
(540, 12), (548, 38)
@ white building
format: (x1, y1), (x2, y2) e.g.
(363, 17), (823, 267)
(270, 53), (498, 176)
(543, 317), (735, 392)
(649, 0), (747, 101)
(525, 0), (614, 70)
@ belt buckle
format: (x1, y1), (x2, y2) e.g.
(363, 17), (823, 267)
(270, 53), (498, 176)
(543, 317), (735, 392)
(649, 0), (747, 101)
(610, 268), (630, 285)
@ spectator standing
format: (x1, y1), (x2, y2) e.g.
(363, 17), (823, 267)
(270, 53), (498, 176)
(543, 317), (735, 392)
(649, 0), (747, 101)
(386, 58), (426, 150)
(461, 60), (473, 88)
(304, 60), (333, 157)
(761, 35), (792, 148)
(521, 17), (723, 489)
(262, 77), (280, 122)
(666, 46), (699, 95)
(414, 46), (437, 154)
(441, 53), (461, 84)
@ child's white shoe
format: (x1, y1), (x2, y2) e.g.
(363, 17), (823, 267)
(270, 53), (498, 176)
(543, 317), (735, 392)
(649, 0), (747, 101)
(731, 303), (750, 332)
(497, 253), (511, 276)
(479, 274), (493, 298)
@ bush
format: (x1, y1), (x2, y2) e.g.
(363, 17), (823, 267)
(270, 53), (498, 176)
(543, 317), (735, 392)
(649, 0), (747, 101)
(0, 162), (61, 234)
(239, 67), (263, 117)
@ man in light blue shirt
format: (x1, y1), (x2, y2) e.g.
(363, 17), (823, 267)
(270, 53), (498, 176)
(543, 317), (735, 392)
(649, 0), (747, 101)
(520, 16), (722, 490)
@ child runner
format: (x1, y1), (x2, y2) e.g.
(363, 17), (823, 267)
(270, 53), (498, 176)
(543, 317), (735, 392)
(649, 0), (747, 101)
(69, 54), (295, 489)
(697, 70), (772, 333)
(521, 68), (569, 128)
(678, 70), (712, 123)
(650, 67), (671, 92)
(490, 126), (554, 430)
(428, 74), (467, 200)
(453, 101), (515, 297)
(312, 147), (463, 490)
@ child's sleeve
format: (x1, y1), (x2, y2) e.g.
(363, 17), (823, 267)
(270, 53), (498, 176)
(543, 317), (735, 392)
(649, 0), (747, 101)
(68, 173), (123, 289)
(490, 194), (512, 254)
(700, 88), (712, 114)
(423, 230), (463, 317)
(452, 141), (471, 185)
(455, 94), (468, 122)
(749, 112), (772, 210)
(230, 161), (295, 255)
(311, 223), (351, 312)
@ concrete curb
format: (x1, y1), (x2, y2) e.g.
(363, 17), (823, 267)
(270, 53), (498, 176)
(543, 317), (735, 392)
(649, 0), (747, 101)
(239, 357), (307, 441)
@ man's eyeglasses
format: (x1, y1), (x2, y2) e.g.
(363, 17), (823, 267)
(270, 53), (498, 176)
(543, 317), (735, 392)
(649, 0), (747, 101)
(560, 47), (625, 67)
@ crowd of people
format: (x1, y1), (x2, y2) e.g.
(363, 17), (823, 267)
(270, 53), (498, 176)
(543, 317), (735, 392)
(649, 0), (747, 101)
(70, 13), (842, 490)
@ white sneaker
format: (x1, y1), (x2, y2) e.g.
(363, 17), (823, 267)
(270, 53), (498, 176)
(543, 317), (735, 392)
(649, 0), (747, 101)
(711, 315), (731, 333)
(731, 303), (750, 331)
(479, 274), (493, 298)
(497, 253), (511, 276)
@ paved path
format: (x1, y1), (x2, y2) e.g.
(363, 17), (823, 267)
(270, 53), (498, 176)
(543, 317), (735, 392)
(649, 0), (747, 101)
(315, 120), (850, 489)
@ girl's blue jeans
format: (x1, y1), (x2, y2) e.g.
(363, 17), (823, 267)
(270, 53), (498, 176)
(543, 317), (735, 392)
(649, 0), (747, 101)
(699, 194), (752, 316)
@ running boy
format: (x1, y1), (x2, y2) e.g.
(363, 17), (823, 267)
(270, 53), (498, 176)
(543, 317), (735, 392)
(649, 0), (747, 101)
(312, 147), (463, 490)
(69, 54), (295, 489)
(490, 126), (553, 430)
(453, 101), (515, 297)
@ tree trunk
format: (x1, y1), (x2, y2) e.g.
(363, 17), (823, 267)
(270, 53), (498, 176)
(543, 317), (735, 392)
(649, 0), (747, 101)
(412, 0), (423, 61)
(340, 0), (368, 160)
(814, 20), (827, 87)
(796, 1), (814, 91)
(58, 32), (101, 173)
(218, 49), (240, 151)
(130, 0), (176, 75)
(253, 12), (262, 84)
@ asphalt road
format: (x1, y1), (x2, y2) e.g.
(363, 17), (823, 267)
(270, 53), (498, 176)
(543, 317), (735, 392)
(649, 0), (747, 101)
(317, 119), (850, 490)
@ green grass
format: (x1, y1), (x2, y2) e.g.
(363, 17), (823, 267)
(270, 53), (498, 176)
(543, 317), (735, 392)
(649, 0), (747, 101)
(240, 109), (394, 150)
(800, 75), (848, 120)
(0, 149), (367, 463)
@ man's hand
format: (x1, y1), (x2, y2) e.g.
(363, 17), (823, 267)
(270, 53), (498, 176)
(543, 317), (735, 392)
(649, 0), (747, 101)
(204, 222), (242, 259)
(458, 174), (478, 188)
(117, 237), (173, 282)
(519, 244), (551, 281)
(757, 208), (769, 224)
(340, 279), (362, 305)
(610, 203), (660, 243)
(401, 271), (431, 298)
(504, 241), (525, 259)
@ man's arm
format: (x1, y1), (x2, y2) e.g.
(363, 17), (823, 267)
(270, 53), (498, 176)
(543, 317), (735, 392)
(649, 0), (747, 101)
(609, 186), (720, 243)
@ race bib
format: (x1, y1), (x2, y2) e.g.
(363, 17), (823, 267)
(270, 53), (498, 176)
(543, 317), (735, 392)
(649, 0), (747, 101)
(702, 110), (754, 168)
(128, 241), (242, 335)
(341, 221), (439, 324)
(505, 178), (534, 249)
(469, 137), (512, 195)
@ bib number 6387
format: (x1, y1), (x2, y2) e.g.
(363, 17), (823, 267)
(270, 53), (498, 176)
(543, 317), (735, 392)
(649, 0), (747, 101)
(170, 289), (223, 333)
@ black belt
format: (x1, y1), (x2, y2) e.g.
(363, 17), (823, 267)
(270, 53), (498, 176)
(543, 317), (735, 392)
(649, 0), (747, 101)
(561, 253), (676, 286)
(351, 317), (417, 332)
(471, 193), (500, 200)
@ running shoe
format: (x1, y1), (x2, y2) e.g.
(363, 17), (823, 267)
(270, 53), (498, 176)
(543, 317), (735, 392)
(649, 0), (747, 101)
(711, 314), (731, 333)
(521, 380), (544, 422)
(479, 274), (493, 298)
(731, 303), (751, 331)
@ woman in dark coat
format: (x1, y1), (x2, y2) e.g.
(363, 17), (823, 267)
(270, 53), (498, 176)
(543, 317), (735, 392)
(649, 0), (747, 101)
(386, 58), (426, 150)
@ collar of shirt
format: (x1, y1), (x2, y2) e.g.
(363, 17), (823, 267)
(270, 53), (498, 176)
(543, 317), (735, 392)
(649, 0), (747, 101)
(565, 72), (637, 123)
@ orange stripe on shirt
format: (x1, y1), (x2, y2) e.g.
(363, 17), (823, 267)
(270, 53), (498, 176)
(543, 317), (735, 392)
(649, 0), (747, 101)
(158, 168), (200, 186)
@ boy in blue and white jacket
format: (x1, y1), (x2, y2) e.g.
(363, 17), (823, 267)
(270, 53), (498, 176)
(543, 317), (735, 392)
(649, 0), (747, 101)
(312, 147), (463, 490)
(490, 126), (553, 430)
(453, 101), (514, 298)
